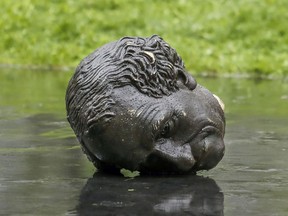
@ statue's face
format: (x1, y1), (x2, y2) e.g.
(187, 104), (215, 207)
(83, 82), (225, 174)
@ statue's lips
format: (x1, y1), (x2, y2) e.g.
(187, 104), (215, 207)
(185, 120), (222, 144)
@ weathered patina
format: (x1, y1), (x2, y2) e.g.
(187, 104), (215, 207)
(66, 35), (225, 174)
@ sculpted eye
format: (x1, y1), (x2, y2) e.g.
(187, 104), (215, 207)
(160, 117), (178, 138)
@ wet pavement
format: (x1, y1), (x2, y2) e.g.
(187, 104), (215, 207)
(0, 70), (287, 215)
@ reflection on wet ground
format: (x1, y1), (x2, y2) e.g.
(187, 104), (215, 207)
(0, 71), (287, 215)
(73, 174), (223, 216)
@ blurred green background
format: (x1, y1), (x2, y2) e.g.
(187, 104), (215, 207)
(1, 2), (288, 214)
(1, 0), (288, 77)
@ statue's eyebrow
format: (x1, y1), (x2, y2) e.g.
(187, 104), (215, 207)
(134, 102), (166, 136)
(135, 103), (161, 124)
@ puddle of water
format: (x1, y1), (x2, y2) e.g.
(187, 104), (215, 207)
(0, 70), (287, 215)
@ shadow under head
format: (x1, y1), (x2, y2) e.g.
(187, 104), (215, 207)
(66, 35), (225, 174)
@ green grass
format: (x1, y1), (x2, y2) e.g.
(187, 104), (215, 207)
(1, 0), (288, 77)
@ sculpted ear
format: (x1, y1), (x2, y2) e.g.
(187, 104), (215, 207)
(177, 71), (197, 90)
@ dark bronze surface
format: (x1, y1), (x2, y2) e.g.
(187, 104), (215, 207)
(66, 35), (225, 174)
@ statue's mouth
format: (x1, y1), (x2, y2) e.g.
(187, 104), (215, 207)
(186, 121), (221, 144)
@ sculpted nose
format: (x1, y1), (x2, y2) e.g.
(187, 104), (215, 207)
(156, 142), (196, 172)
(170, 143), (196, 172)
(143, 141), (196, 173)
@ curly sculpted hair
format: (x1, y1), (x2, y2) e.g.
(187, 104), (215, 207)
(66, 35), (196, 138)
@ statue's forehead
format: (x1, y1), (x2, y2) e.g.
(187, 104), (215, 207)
(111, 84), (224, 124)
(111, 85), (193, 121)
(112, 86), (168, 113)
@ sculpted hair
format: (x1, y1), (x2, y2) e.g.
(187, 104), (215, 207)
(66, 35), (196, 137)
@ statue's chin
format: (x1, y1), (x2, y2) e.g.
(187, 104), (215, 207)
(192, 137), (225, 171)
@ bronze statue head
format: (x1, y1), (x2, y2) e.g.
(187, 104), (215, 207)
(66, 35), (225, 174)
